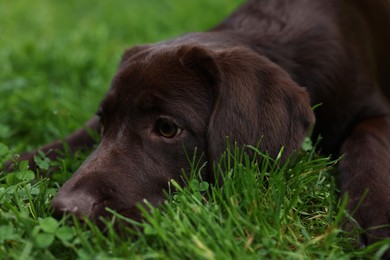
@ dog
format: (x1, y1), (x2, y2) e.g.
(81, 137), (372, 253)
(9, 0), (390, 250)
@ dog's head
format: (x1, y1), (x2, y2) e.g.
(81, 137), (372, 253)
(51, 43), (314, 222)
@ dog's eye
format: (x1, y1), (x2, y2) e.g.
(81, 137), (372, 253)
(156, 118), (182, 138)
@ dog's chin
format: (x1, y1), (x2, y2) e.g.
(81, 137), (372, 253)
(91, 198), (169, 232)
(93, 205), (145, 232)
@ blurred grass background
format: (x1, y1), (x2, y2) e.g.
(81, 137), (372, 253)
(0, 0), (243, 151)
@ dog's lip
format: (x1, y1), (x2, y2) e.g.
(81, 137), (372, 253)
(91, 198), (140, 218)
(91, 198), (110, 215)
(116, 206), (144, 222)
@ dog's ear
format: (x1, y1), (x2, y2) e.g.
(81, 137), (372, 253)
(119, 45), (152, 67)
(208, 47), (315, 163)
(177, 45), (221, 87)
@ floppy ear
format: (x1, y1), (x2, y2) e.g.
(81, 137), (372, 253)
(208, 47), (315, 162)
(177, 45), (221, 87)
(119, 44), (152, 68)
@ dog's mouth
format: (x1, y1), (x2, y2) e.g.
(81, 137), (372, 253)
(92, 199), (142, 220)
(88, 202), (146, 232)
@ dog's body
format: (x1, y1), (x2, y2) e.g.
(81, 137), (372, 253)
(12, 0), (390, 249)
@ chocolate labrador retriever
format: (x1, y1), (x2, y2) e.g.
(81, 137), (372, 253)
(10, 0), (390, 249)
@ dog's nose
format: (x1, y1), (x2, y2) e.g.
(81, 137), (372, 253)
(51, 192), (96, 219)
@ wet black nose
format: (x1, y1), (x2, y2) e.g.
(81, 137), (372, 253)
(51, 191), (96, 219)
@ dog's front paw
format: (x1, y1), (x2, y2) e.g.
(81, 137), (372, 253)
(344, 191), (390, 256)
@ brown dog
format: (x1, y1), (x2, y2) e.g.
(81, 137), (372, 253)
(11, 0), (390, 249)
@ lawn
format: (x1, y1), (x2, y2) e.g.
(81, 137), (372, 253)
(0, 0), (389, 258)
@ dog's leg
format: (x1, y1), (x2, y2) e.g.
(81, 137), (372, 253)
(5, 116), (100, 171)
(339, 116), (390, 248)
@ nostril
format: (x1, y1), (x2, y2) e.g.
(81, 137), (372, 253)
(51, 192), (96, 219)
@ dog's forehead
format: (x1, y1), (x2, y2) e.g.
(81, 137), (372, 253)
(103, 48), (211, 116)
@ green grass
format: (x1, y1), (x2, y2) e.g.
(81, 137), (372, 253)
(1, 0), (390, 258)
